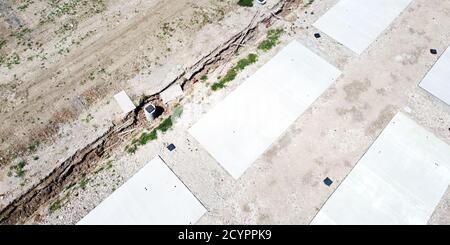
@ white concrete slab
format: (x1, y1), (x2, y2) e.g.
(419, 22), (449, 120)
(77, 156), (206, 225)
(312, 112), (450, 225)
(419, 47), (450, 106)
(189, 41), (341, 179)
(113, 90), (136, 114)
(160, 84), (183, 104)
(313, 0), (412, 54)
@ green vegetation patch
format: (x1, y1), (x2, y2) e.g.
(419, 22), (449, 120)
(156, 117), (173, 133)
(125, 142), (138, 154)
(49, 199), (62, 213)
(138, 130), (158, 145)
(238, 0), (254, 7)
(84, 114), (94, 123)
(125, 106), (183, 154)
(79, 177), (89, 190)
(10, 26), (31, 45)
(8, 160), (27, 178)
(0, 53), (21, 69)
(211, 53), (258, 91)
(0, 39), (6, 50)
(304, 0), (315, 7)
(258, 28), (284, 52)
(235, 53), (258, 70)
(126, 129), (158, 154)
(93, 160), (113, 174)
(28, 140), (40, 152)
(158, 22), (176, 39)
(39, 0), (106, 25)
(18, 0), (34, 11)
(48, 189), (71, 213)
(191, 6), (225, 27)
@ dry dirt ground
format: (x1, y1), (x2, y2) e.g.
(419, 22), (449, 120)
(1, 0), (450, 225)
(0, 0), (247, 166)
(0, 0), (282, 218)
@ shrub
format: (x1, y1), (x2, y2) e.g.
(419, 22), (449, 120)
(138, 130), (157, 145)
(238, 0), (253, 7)
(156, 117), (173, 133)
(9, 160), (27, 178)
(258, 28), (284, 52)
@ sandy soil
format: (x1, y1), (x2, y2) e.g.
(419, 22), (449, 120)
(0, 0), (241, 165)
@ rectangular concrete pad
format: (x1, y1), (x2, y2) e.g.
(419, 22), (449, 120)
(312, 113), (450, 225)
(189, 41), (341, 179)
(314, 0), (412, 54)
(419, 47), (450, 106)
(114, 90), (136, 114)
(160, 84), (183, 104)
(77, 156), (206, 225)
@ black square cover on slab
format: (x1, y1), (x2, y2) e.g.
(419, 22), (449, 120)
(167, 143), (176, 151)
(323, 177), (333, 187)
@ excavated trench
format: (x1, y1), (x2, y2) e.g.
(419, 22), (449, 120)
(0, 0), (301, 224)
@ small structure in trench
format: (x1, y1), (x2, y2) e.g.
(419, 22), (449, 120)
(144, 103), (157, 122)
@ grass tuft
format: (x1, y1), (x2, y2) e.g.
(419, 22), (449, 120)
(49, 199), (62, 213)
(155, 117), (173, 133)
(138, 130), (158, 145)
(79, 177), (89, 190)
(125, 106), (183, 154)
(258, 28), (284, 52)
(28, 140), (39, 152)
(0, 39), (6, 50)
(8, 160), (27, 178)
(211, 53), (258, 91)
(238, 0), (253, 7)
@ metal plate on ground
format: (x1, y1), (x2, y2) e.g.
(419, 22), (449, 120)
(314, 0), (412, 54)
(189, 40), (341, 179)
(113, 90), (136, 114)
(77, 156), (206, 225)
(419, 47), (450, 106)
(160, 84), (183, 104)
(312, 112), (450, 225)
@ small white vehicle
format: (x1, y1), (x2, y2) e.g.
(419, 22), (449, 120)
(256, 0), (267, 5)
